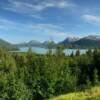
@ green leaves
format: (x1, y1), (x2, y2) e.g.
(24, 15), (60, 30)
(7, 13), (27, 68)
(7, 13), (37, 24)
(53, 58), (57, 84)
(0, 48), (99, 99)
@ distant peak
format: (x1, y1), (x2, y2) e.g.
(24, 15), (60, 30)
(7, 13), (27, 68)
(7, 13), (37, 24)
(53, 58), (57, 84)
(29, 40), (41, 44)
(84, 35), (100, 40)
(65, 36), (80, 42)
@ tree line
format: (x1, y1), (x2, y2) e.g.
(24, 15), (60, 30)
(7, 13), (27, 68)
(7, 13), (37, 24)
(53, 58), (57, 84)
(0, 47), (99, 100)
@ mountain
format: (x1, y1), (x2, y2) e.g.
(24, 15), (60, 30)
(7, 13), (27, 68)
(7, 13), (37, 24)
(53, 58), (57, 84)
(17, 35), (100, 49)
(72, 35), (100, 48)
(17, 40), (56, 48)
(59, 35), (100, 48)
(43, 40), (56, 48)
(28, 40), (42, 46)
(0, 39), (18, 50)
(59, 37), (80, 46)
(83, 35), (100, 40)
(16, 40), (43, 47)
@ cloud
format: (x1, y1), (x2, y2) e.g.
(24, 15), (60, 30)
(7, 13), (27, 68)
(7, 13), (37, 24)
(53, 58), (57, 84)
(0, 17), (66, 39)
(0, 17), (62, 30)
(1, 0), (75, 19)
(31, 14), (43, 19)
(28, 23), (63, 30)
(0, 17), (69, 43)
(48, 32), (66, 37)
(82, 14), (100, 25)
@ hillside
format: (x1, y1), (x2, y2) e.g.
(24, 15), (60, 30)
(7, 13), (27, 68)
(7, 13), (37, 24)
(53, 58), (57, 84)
(72, 38), (100, 48)
(0, 39), (18, 50)
(59, 35), (100, 48)
(51, 86), (100, 100)
(16, 35), (100, 49)
(59, 37), (79, 45)
(16, 40), (56, 48)
(16, 40), (43, 47)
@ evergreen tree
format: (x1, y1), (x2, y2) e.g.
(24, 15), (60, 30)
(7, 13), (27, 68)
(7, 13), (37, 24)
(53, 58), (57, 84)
(76, 49), (80, 56)
(93, 68), (99, 86)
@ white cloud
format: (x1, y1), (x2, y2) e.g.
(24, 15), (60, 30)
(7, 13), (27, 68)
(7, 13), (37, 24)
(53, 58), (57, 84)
(1, 17), (83, 42)
(29, 23), (63, 30)
(1, 0), (75, 19)
(0, 17), (66, 38)
(48, 31), (66, 37)
(31, 14), (43, 19)
(82, 14), (100, 25)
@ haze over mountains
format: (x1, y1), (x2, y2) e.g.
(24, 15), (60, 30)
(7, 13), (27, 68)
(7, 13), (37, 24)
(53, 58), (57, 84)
(16, 40), (56, 48)
(0, 39), (18, 50)
(16, 35), (100, 48)
(59, 35), (100, 48)
(1, 35), (100, 50)
(1, 0), (100, 49)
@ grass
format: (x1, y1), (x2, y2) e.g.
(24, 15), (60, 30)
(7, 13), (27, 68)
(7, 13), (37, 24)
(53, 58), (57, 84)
(50, 86), (100, 100)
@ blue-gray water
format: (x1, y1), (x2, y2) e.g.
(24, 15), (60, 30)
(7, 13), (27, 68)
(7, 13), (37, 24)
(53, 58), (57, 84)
(19, 47), (87, 55)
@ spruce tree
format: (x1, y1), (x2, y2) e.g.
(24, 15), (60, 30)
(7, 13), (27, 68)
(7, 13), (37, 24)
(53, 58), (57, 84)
(93, 68), (99, 86)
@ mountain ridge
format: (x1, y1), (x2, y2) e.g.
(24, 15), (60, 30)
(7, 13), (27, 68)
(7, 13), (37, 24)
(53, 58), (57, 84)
(59, 35), (100, 48)
(16, 35), (100, 49)
(0, 39), (18, 50)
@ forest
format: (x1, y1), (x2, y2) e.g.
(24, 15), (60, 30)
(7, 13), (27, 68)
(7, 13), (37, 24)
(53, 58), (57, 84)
(0, 47), (100, 100)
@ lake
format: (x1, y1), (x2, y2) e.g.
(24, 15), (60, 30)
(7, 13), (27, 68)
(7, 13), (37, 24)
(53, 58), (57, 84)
(19, 47), (88, 55)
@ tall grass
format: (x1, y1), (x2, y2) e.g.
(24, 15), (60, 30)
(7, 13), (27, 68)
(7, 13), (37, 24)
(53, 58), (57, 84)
(50, 86), (100, 100)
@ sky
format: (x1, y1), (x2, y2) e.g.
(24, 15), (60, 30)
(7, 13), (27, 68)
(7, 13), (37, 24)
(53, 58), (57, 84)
(1, 0), (100, 43)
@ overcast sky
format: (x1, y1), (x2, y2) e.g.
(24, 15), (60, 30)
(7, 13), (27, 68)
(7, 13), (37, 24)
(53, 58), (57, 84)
(0, 0), (100, 43)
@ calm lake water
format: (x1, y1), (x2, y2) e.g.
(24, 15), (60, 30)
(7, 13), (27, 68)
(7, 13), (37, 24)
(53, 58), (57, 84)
(19, 47), (87, 55)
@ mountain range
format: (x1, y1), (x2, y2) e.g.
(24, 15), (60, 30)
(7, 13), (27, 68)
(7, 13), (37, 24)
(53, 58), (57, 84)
(1, 35), (100, 50)
(16, 35), (100, 48)
(16, 40), (56, 48)
(0, 39), (18, 50)
(16, 35), (100, 49)
(59, 35), (100, 48)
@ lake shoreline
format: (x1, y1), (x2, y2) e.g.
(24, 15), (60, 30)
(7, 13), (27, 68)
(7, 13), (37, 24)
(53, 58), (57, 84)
(10, 47), (88, 55)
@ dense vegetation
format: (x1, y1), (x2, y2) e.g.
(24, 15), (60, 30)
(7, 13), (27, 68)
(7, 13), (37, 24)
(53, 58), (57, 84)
(51, 86), (100, 100)
(0, 47), (100, 100)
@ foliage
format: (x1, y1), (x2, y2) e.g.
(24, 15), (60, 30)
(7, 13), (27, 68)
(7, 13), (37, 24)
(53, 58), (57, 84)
(50, 86), (100, 100)
(0, 48), (99, 99)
